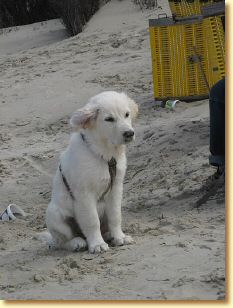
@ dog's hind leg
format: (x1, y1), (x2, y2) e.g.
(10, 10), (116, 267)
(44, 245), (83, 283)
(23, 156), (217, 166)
(46, 206), (87, 252)
(61, 237), (87, 251)
(48, 223), (87, 252)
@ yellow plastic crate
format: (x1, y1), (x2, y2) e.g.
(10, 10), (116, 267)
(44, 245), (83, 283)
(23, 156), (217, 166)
(149, 15), (225, 101)
(169, 0), (215, 18)
(202, 16), (225, 84)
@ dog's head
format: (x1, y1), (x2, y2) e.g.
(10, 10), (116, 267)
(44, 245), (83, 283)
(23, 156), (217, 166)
(70, 91), (138, 146)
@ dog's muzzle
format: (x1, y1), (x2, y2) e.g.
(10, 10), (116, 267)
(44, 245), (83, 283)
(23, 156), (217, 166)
(123, 130), (134, 143)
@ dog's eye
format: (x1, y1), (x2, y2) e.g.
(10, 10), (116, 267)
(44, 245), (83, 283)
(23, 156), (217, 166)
(105, 116), (115, 122)
(125, 112), (130, 118)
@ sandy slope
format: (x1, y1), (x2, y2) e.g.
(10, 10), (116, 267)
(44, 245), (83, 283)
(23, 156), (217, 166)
(0, 19), (68, 56)
(0, 0), (225, 300)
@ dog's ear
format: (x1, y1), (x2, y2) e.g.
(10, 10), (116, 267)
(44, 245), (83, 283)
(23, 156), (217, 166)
(128, 97), (138, 120)
(70, 106), (98, 129)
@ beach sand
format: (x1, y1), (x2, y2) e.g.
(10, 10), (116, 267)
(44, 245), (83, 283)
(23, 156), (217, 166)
(0, 0), (225, 300)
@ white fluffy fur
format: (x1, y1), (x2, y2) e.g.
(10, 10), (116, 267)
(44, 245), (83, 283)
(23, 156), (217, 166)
(45, 91), (138, 253)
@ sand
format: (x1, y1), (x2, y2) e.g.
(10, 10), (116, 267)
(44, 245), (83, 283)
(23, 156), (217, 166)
(0, 0), (225, 300)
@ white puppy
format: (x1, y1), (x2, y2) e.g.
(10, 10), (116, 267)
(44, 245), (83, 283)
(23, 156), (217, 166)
(45, 91), (138, 253)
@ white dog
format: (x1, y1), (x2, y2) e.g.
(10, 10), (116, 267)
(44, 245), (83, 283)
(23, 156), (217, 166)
(45, 91), (138, 253)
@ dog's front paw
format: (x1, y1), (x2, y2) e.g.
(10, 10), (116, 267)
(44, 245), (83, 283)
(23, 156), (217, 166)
(112, 235), (134, 246)
(88, 241), (109, 254)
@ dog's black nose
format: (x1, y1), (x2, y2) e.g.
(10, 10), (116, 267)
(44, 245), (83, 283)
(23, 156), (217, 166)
(123, 130), (134, 138)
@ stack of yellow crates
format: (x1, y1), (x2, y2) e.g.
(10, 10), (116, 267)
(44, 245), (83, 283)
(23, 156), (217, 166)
(169, 0), (214, 17)
(149, 0), (225, 101)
